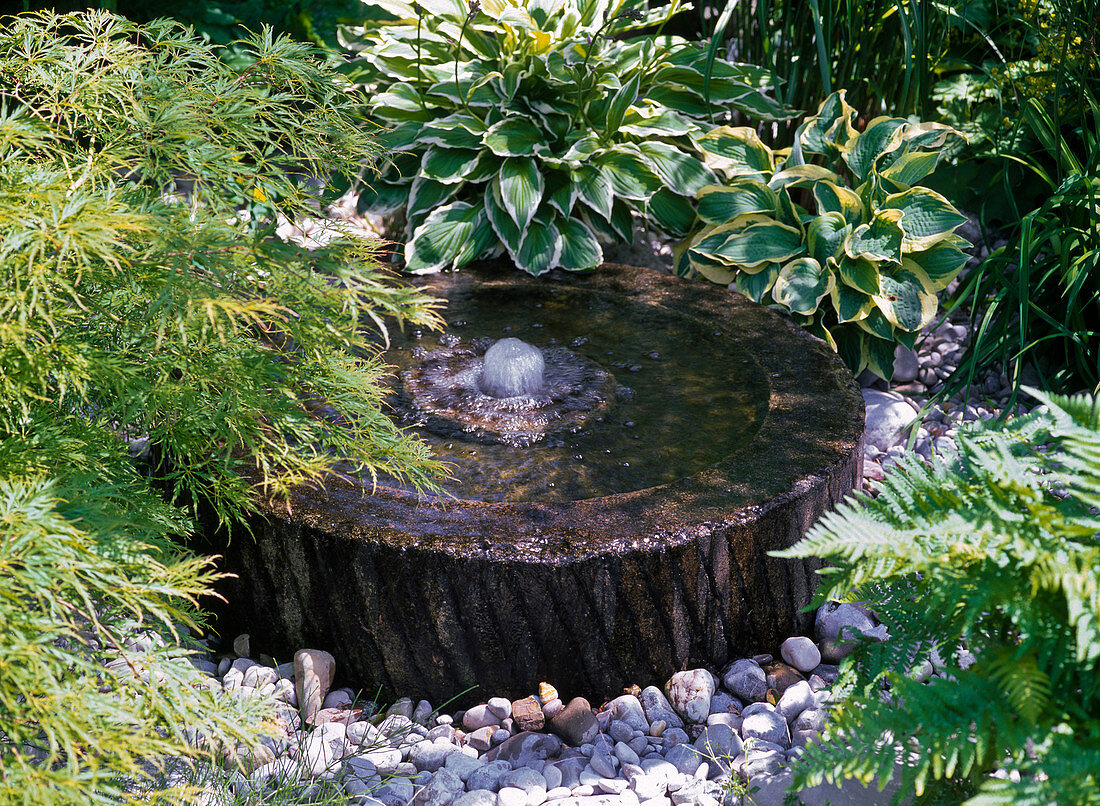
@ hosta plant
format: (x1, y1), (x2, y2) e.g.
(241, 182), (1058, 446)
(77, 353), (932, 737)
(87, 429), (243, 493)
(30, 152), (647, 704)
(339, 0), (789, 274)
(680, 91), (971, 379)
(775, 390), (1100, 804)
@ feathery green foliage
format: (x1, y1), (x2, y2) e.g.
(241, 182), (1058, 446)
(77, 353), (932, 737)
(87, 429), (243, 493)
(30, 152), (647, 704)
(776, 390), (1100, 804)
(0, 10), (442, 804)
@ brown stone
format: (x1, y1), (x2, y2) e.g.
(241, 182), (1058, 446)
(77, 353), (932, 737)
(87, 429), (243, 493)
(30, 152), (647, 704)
(764, 662), (806, 694)
(549, 697), (599, 746)
(294, 648), (335, 725)
(512, 695), (545, 732)
(312, 706), (363, 727)
(199, 264), (864, 704)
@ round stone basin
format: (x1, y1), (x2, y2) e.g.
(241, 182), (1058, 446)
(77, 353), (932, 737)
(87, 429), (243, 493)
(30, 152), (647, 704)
(200, 263), (864, 704)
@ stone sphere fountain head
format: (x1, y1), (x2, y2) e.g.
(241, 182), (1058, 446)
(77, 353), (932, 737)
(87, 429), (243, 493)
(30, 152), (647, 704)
(478, 337), (546, 398)
(201, 264), (865, 705)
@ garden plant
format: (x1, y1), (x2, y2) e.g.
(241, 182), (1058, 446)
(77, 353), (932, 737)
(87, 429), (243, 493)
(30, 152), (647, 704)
(681, 91), (972, 379)
(776, 389), (1100, 803)
(338, 0), (790, 274)
(0, 10), (440, 805)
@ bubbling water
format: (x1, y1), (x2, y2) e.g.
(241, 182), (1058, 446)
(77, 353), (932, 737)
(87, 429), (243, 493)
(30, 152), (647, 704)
(478, 337), (546, 398)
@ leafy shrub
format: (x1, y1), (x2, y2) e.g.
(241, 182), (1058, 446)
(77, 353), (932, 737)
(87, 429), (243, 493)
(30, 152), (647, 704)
(934, 0), (1100, 401)
(338, 0), (789, 274)
(0, 10), (441, 804)
(681, 92), (971, 379)
(776, 390), (1100, 804)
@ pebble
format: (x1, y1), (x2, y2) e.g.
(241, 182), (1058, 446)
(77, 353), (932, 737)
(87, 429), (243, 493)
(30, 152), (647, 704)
(550, 698), (599, 746)
(721, 659), (766, 703)
(779, 636), (821, 673)
(664, 669), (716, 724)
(294, 648), (335, 725)
(637, 686), (683, 729)
(605, 695), (650, 733)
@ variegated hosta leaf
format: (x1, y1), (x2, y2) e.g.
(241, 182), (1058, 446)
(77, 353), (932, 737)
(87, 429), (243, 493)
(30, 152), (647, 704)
(595, 147), (662, 201)
(829, 276), (875, 323)
(768, 165), (839, 192)
(572, 164), (614, 221)
(882, 187), (969, 251)
(418, 114), (485, 149)
(514, 213), (562, 276)
(806, 213), (852, 265)
(483, 117), (549, 157)
(697, 181), (778, 224)
(796, 91), (858, 159)
(872, 266), (938, 332)
(835, 255), (881, 295)
(813, 181), (864, 226)
(844, 209), (904, 264)
(407, 177), (459, 229)
(605, 73), (642, 136)
(420, 146), (481, 184)
(372, 82), (434, 122)
(844, 116), (908, 182)
(558, 135), (601, 164)
(694, 126), (775, 173)
(644, 188), (695, 238)
(861, 335), (897, 380)
(878, 150), (940, 188)
(636, 142), (715, 197)
(772, 257), (835, 316)
(405, 201), (495, 273)
(735, 265), (779, 302)
(555, 217), (603, 270)
(357, 180), (410, 214)
(855, 307), (896, 341)
(545, 171), (575, 216)
(909, 242), (969, 291)
(688, 219), (805, 270)
(620, 108), (696, 137)
(583, 198), (635, 244)
(494, 157), (544, 230)
(485, 183), (521, 253)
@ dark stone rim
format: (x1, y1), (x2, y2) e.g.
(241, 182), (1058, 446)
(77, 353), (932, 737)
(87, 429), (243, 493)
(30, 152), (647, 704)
(260, 263), (865, 564)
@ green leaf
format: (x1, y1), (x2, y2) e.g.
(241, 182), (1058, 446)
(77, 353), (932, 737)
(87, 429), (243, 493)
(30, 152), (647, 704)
(797, 91), (858, 158)
(572, 164), (614, 221)
(909, 243), (968, 291)
(545, 171), (575, 217)
(483, 117), (549, 157)
(405, 201), (495, 272)
(621, 109), (696, 137)
(696, 181), (777, 223)
(485, 183), (521, 253)
(844, 209), (904, 264)
(420, 146), (482, 184)
(559, 135), (601, 164)
(596, 148), (662, 201)
(735, 265), (779, 302)
(555, 217), (602, 270)
(835, 255), (881, 295)
(494, 158), (544, 230)
(806, 213), (851, 264)
(583, 198), (634, 244)
(861, 334), (896, 379)
(645, 188), (695, 238)
(514, 214), (562, 276)
(689, 220), (805, 269)
(829, 273), (875, 322)
(371, 82), (433, 121)
(844, 116), (907, 182)
(878, 150), (941, 187)
(873, 266), (938, 331)
(407, 177), (458, 224)
(813, 180), (864, 225)
(772, 257), (834, 315)
(695, 126), (774, 172)
(636, 142), (715, 197)
(881, 187), (969, 251)
(357, 180), (410, 214)
(768, 165), (839, 192)
(605, 73), (641, 137)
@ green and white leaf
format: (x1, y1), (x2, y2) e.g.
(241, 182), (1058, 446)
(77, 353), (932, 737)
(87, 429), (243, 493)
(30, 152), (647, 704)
(596, 147), (662, 201)
(572, 164), (614, 221)
(483, 117), (549, 157)
(735, 265), (780, 302)
(844, 209), (904, 264)
(636, 142), (715, 197)
(696, 181), (777, 224)
(485, 183), (522, 254)
(689, 220), (805, 269)
(882, 187), (969, 251)
(644, 188), (695, 238)
(420, 146), (482, 184)
(772, 257), (834, 316)
(554, 217), (603, 270)
(494, 157), (544, 230)
(813, 180), (864, 225)
(694, 126), (775, 173)
(908, 243), (968, 291)
(873, 266), (938, 331)
(829, 273), (875, 322)
(406, 201), (495, 272)
(806, 213), (852, 264)
(844, 116), (907, 182)
(514, 214), (563, 276)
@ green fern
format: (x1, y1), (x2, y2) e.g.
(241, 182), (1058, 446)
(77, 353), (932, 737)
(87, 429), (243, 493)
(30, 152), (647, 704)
(776, 389), (1100, 805)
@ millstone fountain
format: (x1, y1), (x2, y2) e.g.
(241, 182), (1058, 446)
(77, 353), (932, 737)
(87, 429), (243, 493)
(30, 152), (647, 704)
(201, 264), (863, 703)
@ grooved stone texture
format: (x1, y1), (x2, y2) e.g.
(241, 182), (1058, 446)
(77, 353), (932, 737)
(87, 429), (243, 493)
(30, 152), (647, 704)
(198, 264), (864, 704)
